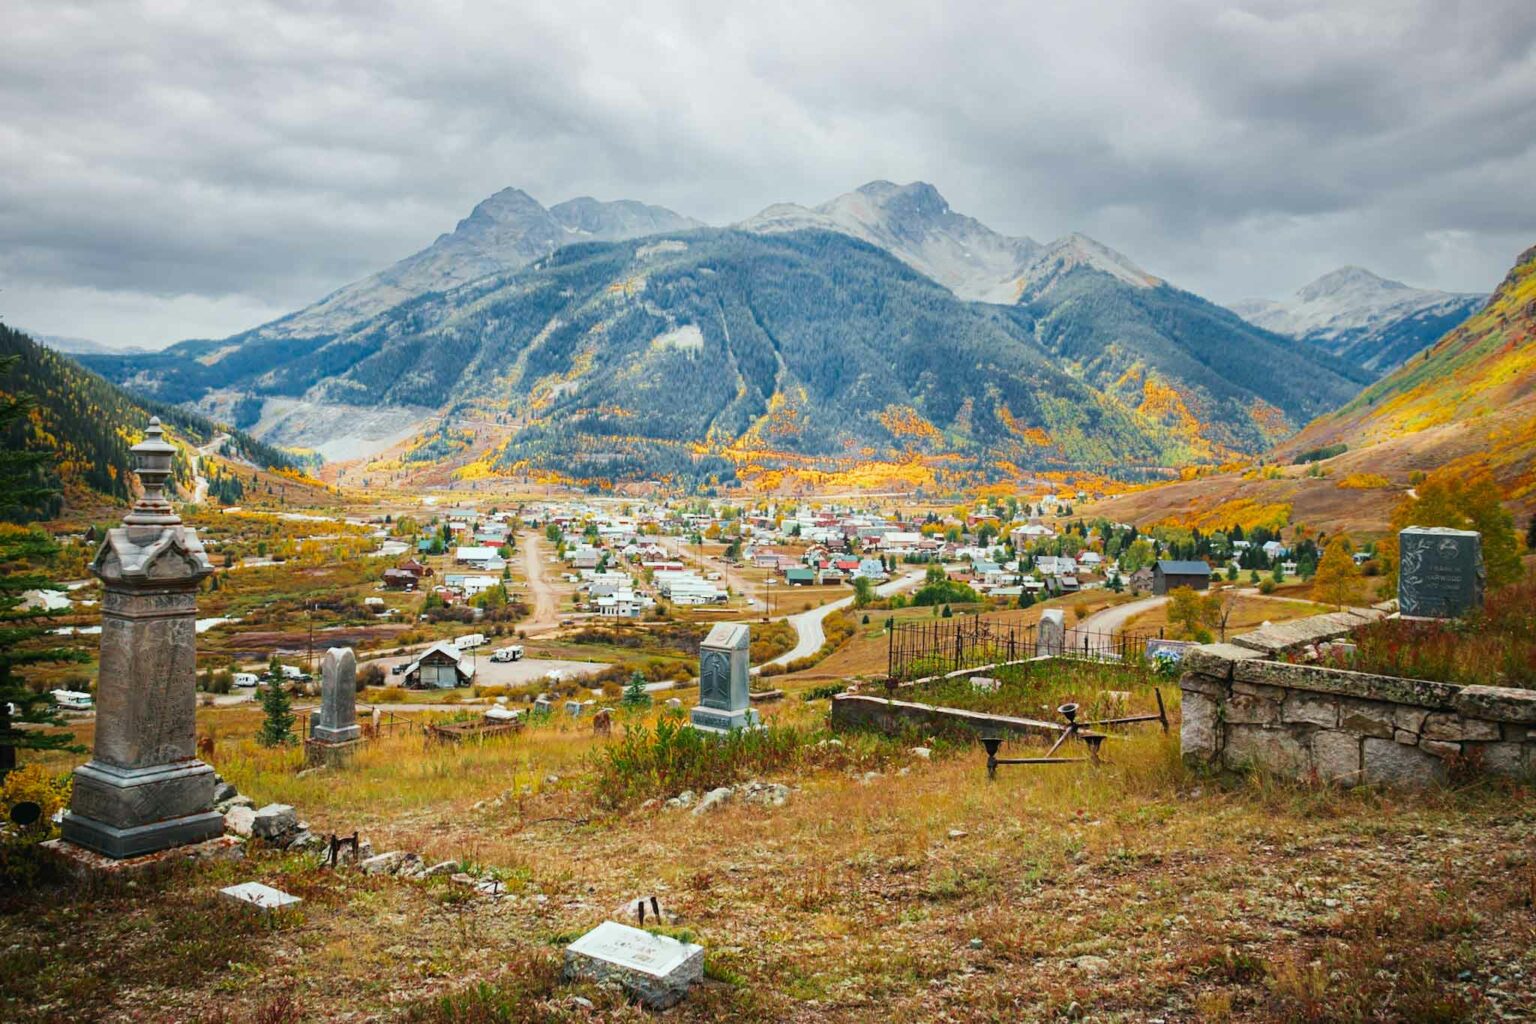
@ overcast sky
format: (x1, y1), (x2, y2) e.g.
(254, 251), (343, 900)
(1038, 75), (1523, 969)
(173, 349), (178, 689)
(3, 0), (1534, 349)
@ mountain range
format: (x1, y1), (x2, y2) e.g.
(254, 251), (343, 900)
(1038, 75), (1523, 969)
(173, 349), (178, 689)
(1232, 266), (1486, 376)
(83, 182), (1387, 487)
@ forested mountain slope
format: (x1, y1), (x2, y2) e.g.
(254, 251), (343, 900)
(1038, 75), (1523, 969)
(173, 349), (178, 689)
(0, 323), (296, 520)
(1013, 243), (1371, 458)
(89, 228), (1368, 489)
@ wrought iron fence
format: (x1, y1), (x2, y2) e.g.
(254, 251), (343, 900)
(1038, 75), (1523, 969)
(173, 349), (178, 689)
(887, 611), (1159, 681)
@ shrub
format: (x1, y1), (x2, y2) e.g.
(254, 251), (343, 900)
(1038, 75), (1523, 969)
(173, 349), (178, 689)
(591, 718), (895, 808)
(1322, 577), (1536, 688)
(357, 663), (385, 691)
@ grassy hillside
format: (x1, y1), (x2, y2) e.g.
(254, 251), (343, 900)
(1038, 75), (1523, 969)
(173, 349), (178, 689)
(0, 322), (299, 521)
(1279, 244), (1536, 514)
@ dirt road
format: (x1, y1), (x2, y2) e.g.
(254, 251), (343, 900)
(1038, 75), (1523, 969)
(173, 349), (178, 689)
(519, 531), (563, 635)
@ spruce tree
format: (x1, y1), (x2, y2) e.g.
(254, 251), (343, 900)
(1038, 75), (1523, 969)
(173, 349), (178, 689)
(621, 670), (651, 709)
(258, 678), (295, 746)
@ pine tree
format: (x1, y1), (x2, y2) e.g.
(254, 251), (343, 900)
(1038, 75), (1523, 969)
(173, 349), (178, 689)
(258, 678), (295, 746)
(0, 356), (87, 778)
(621, 670), (651, 709)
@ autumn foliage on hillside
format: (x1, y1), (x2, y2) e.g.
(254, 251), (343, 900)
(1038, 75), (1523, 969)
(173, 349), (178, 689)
(1281, 243), (1536, 512)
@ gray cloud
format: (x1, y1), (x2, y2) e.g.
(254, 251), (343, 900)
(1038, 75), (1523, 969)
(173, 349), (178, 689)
(2, 0), (1533, 347)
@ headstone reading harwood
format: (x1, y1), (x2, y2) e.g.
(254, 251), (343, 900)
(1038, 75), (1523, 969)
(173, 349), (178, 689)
(1036, 608), (1066, 657)
(690, 622), (760, 734)
(564, 920), (704, 1009)
(60, 419), (224, 858)
(1397, 526), (1484, 619)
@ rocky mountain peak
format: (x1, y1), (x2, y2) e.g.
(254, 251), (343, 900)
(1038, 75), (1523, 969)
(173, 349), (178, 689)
(1295, 265), (1406, 302)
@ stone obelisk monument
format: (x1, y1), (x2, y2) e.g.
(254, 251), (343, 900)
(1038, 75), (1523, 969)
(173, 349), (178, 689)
(60, 418), (224, 858)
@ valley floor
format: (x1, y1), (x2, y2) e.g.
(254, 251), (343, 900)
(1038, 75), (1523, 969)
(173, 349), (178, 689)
(6, 696), (1534, 1023)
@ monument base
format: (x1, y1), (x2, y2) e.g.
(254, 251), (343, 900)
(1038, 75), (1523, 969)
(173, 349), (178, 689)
(304, 736), (362, 768)
(689, 706), (762, 735)
(62, 759), (220, 858)
(58, 809), (227, 860)
(43, 834), (243, 881)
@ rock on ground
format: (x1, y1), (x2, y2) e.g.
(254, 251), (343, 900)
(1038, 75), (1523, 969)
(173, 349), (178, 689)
(251, 803), (299, 841)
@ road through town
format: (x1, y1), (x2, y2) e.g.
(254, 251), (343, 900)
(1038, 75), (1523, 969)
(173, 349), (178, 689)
(762, 570), (926, 667)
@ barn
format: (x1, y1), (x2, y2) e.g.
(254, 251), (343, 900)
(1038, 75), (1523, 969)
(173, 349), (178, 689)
(402, 642), (476, 689)
(1153, 560), (1212, 595)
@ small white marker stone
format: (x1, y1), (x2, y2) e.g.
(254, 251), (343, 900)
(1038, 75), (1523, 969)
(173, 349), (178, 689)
(564, 920), (703, 1009)
(219, 881), (302, 910)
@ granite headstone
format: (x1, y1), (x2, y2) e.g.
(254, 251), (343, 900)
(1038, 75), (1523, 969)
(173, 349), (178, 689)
(1397, 526), (1484, 619)
(690, 622), (761, 734)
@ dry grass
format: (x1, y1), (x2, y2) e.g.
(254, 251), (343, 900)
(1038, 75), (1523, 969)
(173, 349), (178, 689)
(8, 673), (1535, 1022)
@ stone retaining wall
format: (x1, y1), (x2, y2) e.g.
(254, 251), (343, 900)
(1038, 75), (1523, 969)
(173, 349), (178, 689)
(1180, 613), (1536, 786)
(830, 693), (1065, 742)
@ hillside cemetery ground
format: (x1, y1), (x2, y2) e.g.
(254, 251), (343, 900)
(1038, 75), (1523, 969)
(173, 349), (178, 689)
(6, 652), (1535, 1023)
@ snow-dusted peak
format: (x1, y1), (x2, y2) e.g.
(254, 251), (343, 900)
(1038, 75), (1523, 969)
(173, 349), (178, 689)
(739, 180), (1039, 302)
(255, 188), (701, 341)
(1015, 233), (1160, 293)
(1237, 266), (1486, 342)
(1295, 265), (1408, 303)
(1232, 265), (1488, 374)
(549, 197), (704, 239)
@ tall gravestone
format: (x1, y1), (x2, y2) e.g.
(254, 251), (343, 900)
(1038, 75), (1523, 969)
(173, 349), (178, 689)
(306, 647), (361, 765)
(1397, 526), (1484, 619)
(61, 419), (223, 858)
(690, 623), (760, 734)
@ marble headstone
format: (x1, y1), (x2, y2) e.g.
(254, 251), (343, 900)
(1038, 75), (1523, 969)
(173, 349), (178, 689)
(1398, 526), (1484, 619)
(1036, 608), (1066, 657)
(312, 647), (361, 743)
(61, 418), (223, 859)
(690, 622), (760, 734)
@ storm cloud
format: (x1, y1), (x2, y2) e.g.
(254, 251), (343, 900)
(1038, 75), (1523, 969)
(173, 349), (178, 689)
(3, 0), (1534, 347)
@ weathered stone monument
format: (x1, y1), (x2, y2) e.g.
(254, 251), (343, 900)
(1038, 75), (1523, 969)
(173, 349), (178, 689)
(1397, 526), (1484, 619)
(306, 647), (361, 765)
(1036, 608), (1066, 657)
(690, 622), (761, 734)
(60, 418), (223, 858)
